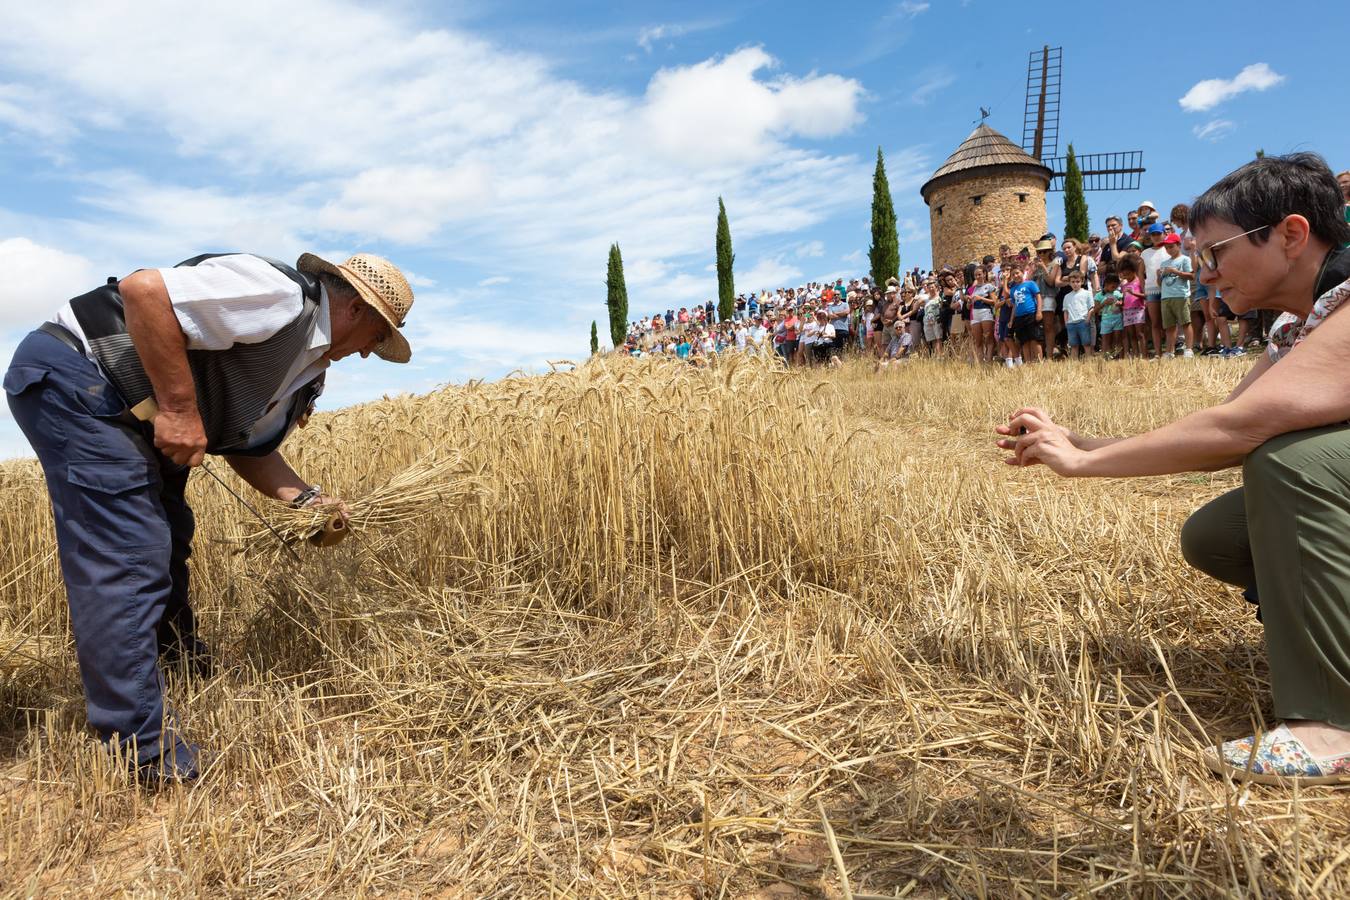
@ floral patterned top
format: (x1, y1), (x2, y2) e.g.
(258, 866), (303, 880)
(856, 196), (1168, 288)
(1266, 277), (1350, 362)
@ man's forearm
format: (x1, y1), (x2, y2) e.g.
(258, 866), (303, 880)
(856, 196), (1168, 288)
(224, 451), (309, 502)
(120, 270), (198, 412)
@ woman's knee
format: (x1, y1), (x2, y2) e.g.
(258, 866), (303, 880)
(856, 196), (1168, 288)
(1180, 489), (1249, 583)
(1180, 506), (1222, 573)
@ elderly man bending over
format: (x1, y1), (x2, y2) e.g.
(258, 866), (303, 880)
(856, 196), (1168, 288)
(4, 251), (415, 781)
(998, 153), (1350, 786)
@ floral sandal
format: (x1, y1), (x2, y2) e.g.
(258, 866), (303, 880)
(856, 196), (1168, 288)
(1204, 724), (1350, 786)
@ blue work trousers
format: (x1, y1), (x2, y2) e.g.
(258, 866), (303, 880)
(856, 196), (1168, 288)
(4, 330), (197, 775)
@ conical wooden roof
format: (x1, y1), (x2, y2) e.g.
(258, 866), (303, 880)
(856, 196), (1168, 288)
(920, 124), (1051, 202)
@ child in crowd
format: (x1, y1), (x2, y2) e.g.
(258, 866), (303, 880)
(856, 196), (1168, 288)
(1094, 272), (1125, 359)
(1157, 234), (1195, 358)
(1117, 256), (1148, 358)
(1061, 270), (1094, 359)
(1007, 264), (1042, 365)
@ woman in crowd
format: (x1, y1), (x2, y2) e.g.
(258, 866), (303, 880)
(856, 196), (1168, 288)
(995, 262), (1019, 365)
(1031, 241), (1059, 358)
(920, 277), (944, 354)
(904, 285), (925, 355)
(968, 265), (997, 363)
(999, 153), (1350, 785)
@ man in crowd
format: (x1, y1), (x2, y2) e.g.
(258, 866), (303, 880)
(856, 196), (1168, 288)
(4, 251), (415, 781)
(827, 289), (852, 358)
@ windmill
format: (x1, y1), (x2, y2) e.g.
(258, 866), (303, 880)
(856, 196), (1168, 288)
(1022, 45), (1144, 192)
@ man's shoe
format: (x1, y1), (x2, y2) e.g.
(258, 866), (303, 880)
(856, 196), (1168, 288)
(136, 745), (202, 788)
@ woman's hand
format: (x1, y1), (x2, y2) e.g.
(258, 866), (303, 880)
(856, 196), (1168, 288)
(995, 409), (1088, 475)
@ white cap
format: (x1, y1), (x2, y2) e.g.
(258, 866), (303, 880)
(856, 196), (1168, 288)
(1138, 200), (1156, 211)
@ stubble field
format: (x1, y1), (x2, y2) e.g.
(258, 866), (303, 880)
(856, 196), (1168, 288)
(2, 351), (1348, 898)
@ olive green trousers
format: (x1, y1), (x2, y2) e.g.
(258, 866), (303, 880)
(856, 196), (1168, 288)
(1181, 425), (1350, 730)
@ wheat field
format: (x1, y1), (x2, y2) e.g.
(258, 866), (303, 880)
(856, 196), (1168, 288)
(2, 352), (1348, 898)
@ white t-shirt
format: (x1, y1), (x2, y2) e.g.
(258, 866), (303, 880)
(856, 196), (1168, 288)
(52, 254), (332, 450)
(1141, 247), (1168, 294)
(1063, 288), (1094, 323)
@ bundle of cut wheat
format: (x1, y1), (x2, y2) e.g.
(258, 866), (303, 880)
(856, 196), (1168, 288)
(239, 451), (490, 555)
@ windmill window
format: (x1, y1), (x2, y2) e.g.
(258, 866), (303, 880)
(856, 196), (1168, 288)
(971, 195), (983, 206)
(936, 205), (943, 217)
(1018, 193), (1028, 203)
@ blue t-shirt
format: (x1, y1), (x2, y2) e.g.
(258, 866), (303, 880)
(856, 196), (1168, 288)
(676, 342), (690, 359)
(1159, 253), (1193, 299)
(1012, 281), (1040, 317)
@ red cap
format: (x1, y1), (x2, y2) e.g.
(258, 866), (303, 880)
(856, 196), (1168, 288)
(1161, 234), (1182, 245)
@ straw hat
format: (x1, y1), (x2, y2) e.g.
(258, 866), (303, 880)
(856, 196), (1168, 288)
(296, 252), (415, 363)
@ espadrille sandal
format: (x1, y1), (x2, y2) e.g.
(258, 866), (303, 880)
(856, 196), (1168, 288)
(1204, 724), (1350, 786)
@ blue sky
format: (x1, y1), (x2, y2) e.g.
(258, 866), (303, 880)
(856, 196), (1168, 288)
(2, 0), (1346, 457)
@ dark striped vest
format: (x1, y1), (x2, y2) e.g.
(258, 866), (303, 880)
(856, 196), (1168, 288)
(69, 253), (326, 457)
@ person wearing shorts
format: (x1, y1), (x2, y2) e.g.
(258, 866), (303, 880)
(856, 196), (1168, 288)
(1117, 256), (1148, 358)
(1096, 273), (1125, 358)
(1009, 274), (1042, 363)
(1061, 270), (1094, 358)
(1157, 234), (1195, 357)
(968, 267), (996, 363)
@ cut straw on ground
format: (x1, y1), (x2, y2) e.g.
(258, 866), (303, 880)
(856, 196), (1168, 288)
(1, 352), (1347, 897)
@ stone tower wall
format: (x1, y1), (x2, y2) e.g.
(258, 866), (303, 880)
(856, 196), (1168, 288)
(927, 172), (1047, 270)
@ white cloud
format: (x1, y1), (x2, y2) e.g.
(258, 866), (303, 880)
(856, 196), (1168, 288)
(636, 20), (726, 53)
(841, 249), (865, 264)
(1178, 63), (1285, 112)
(909, 70), (955, 105)
(0, 83), (76, 142)
(899, 1), (930, 16)
(477, 276), (511, 287)
(316, 164), (494, 244)
(640, 47), (863, 167)
(1193, 119), (1235, 143)
(794, 240), (825, 258)
(0, 237), (98, 327)
(637, 24), (674, 52)
(738, 257), (803, 294)
(412, 315), (584, 374)
(0, 1), (928, 403)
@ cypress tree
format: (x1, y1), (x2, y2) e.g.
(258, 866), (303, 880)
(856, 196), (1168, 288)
(605, 243), (628, 348)
(868, 147), (900, 285)
(590, 320), (599, 355)
(1063, 143), (1089, 244)
(715, 197), (735, 322)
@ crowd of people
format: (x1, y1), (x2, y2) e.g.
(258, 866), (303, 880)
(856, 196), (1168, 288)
(622, 173), (1350, 367)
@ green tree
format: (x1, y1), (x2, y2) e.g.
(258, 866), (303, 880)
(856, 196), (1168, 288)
(1062, 143), (1089, 244)
(1255, 148), (1266, 159)
(605, 243), (628, 348)
(868, 147), (900, 285)
(590, 320), (599, 356)
(715, 197), (735, 322)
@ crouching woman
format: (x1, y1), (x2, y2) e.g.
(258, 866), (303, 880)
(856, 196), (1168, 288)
(997, 153), (1350, 785)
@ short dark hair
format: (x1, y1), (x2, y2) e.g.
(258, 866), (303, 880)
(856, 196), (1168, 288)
(1191, 152), (1350, 249)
